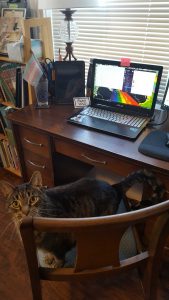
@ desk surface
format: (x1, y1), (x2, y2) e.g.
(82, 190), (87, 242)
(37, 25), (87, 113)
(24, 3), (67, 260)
(8, 105), (169, 177)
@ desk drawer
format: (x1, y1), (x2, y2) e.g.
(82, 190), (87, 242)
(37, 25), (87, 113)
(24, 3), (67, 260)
(54, 139), (137, 176)
(23, 149), (53, 187)
(54, 139), (107, 166)
(18, 127), (50, 158)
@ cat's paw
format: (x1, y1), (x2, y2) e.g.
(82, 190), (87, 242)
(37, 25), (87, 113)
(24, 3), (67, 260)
(37, 249), (63, 268)
(44, 253), (63, 268)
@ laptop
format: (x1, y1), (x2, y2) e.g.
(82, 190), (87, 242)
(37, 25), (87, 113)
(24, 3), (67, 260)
(68, 59), (163, 139)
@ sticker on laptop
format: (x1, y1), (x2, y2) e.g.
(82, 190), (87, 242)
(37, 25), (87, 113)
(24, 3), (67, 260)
(73, 97), (90, 108)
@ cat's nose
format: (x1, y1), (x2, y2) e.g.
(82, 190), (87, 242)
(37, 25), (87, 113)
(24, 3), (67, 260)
(22, 205), (29, 216)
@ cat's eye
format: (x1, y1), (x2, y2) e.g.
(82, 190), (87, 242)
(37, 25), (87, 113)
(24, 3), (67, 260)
(29, 197), (39, 206)
(9, 200), (20, 209)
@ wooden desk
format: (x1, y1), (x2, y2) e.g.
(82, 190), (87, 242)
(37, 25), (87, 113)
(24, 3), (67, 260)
(8, 105), (169, 188)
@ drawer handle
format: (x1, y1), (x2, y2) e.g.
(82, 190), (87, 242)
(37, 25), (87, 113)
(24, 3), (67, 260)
(81, 153), (107, 165)
(27, 160), (45, 169)
(24, 138), (43, 147)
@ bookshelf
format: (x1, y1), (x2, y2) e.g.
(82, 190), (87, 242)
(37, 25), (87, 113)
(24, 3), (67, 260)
(0, 17), (54, 176)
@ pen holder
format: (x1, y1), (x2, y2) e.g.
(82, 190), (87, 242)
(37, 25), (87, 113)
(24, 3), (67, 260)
(35, 76), (49, 108)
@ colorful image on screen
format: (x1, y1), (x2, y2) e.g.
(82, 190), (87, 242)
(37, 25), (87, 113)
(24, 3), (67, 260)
(93, 64), (158, 110)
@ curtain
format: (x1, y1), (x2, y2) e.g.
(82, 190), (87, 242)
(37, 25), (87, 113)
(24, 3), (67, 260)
(49, 0), (169, 101)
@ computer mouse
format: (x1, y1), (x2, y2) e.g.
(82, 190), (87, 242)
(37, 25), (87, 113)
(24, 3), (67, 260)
(165, 132), (169, 147)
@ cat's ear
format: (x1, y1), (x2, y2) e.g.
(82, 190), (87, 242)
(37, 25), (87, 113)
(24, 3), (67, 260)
(0, 180), (15, 198)
(29, 171), (43, 188)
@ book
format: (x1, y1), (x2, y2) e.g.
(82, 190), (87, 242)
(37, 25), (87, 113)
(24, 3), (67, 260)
(0, 61), (21, 105)
(0, 105), (13, 128)
(16, 66), (22, 107)
(0, 134), (20, 171)
(0, 79), (8, 102)
(9, 144), (19, 170)
(0, 116), (6, 136)
(23, 80), (29, 106)
(22, 69), (29, 107)
(0, 139), (10, 168)
(0, 84), (5, 102)
(0, 140), (7, 167)
(15, 66), (29, 108)
(3, 139), (15, 169)
(0, 77), (16, 104)
(5, 128), (15, 146)
(0, 144), (7, 167)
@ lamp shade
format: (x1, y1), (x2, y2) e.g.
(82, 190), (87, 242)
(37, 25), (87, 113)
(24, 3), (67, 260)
(38, 0), (103, 9)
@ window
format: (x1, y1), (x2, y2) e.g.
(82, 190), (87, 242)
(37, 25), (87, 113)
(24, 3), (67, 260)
(47, 0), (169, 101)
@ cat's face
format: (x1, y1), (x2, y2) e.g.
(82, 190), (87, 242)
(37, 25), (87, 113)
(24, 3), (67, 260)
(0, 171), (43, 228)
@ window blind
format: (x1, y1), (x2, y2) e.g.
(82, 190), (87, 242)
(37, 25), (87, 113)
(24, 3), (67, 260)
(49, 0), (169, 101)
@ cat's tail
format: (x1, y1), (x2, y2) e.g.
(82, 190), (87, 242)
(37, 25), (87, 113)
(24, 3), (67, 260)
(113, 169), (166, 209)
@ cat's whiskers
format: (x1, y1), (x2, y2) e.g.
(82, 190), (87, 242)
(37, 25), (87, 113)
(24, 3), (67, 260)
(12, 217), (26, 243)
(0, 219), (13, 231)
(16, 214), (25, 225)
(0, 220), (14, 239)
(9, 225), (18, 241)
(0, 212), (11, 220)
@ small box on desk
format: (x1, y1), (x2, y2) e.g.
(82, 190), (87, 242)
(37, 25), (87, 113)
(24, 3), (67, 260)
(7, 39), (43, 62)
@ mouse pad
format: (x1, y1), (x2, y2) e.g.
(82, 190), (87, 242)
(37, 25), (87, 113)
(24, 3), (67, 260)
(138, 130), (169, 161)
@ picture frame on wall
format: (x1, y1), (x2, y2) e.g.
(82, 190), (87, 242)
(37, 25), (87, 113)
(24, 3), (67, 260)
(1, 7), (26, 18)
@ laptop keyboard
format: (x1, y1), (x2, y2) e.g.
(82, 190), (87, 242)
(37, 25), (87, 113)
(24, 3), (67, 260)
(81, 107), (147, 128)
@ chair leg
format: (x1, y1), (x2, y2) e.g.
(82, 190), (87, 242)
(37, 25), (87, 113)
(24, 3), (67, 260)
(141, 213), (169, 300)
(141, 259), (160, 300)
(20, 218), (43, 300)
(30, 278), (43, 300)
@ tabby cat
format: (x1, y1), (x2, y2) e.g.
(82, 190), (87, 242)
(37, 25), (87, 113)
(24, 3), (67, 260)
(0, 169), (166, 268)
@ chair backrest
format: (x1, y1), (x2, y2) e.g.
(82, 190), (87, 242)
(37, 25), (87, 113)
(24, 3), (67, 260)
(20, 199), (169, 300)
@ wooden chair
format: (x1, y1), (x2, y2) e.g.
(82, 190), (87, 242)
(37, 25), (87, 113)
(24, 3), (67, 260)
(20, 199), (169, 300)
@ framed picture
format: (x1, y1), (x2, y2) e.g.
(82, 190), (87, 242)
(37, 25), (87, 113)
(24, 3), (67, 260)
(0, 17), (23, 55)
(1, 8), (26, 18)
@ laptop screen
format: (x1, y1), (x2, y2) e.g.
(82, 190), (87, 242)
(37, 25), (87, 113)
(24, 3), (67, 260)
(91, 59), (163, 117)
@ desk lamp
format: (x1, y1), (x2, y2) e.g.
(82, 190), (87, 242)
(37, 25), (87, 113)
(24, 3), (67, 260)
(38, 0), (103, 61)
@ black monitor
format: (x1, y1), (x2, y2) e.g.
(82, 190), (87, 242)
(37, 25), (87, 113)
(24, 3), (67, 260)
(161, 77), (169, 110)
(50, 61), (85, 104)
